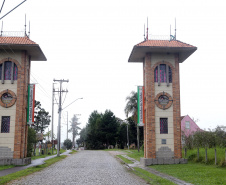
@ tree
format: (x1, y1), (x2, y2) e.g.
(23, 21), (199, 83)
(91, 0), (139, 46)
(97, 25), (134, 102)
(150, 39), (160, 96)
(33, 101), (51, 133)
(85, 111), (103, 149)
(84, 110), (119, 149)
(27, 126), (37, 157)
(68, 114), (81, 147)
(124, 91), (140, 150)
(76, 127), (86, 147)
(124, 91), (137, 120)
(117, 121), (127, 149)
(99, 110), (119, 148)
(63, 139), (72, 150)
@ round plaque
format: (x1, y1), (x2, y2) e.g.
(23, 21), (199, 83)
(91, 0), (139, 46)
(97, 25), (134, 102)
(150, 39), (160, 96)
(0, 90), (17, 108)
(158, 95), (169, 105)
(155, 92), (173, 110)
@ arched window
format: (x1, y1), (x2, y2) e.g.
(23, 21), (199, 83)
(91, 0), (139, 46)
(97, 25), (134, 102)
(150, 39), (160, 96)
(154, 64), (172, 86)
(5, 61), (12, 80)
(0, 61), (18, 83)
(13, 64), (18, 80)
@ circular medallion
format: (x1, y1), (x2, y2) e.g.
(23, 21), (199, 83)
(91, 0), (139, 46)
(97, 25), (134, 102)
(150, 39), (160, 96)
(158, 95), (169, 105)
(0, 89), (17, 108)
(155, 92), (173, 110)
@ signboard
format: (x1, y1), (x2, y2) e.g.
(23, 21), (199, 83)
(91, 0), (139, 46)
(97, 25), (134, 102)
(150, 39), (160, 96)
(27, 84), (35, 125)
(36, 133), (43, 141)
(137, 86), (144, 126)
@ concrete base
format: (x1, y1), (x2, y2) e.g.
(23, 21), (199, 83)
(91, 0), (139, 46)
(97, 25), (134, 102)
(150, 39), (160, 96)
(140, 158), (187, 166)
(0, 158), (31, 166)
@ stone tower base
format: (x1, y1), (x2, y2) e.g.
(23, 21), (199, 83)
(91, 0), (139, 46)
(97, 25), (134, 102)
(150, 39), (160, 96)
(140, 158), (187, 166)
(0, 158), (31, 165)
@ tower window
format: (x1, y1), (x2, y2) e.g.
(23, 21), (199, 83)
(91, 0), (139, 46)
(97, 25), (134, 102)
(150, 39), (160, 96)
(160, 118), (168, 134)
(154, 64), (172, 85)
(4, 61), (12, 80)
(13, 64), (18, 80)
(1, 116), (10, 133)
(0, 61), (18, 83)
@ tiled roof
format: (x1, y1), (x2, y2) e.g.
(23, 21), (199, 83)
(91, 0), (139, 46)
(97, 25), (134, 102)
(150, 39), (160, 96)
(136, 40), (195, 48)
(0, 36), (37, 45)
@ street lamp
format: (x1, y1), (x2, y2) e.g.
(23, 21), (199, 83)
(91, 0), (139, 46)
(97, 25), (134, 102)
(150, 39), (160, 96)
(62, 98), (83, 110)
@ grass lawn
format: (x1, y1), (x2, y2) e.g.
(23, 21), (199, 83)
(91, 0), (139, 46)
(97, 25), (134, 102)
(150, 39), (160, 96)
(133, 167), (176, 185)
(0, 165), (15, 171)
(0, 155), (67, 185)
(150, 162), (226, 185)
(112, 149), (226, 184)
(126, 150), (144, 161)
(116, 155), (133, 164)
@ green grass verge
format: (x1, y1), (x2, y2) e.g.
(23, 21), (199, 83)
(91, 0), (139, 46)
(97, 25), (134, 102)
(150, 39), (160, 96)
(133, 167), (176, 185)
(127, 150), (144, 161)
(69, 150), (78, 154)
(150, 162), (226, 185)
(0, 165), (15, 171)
(116, 155), (133, 164)
(0, 155), (67, 185)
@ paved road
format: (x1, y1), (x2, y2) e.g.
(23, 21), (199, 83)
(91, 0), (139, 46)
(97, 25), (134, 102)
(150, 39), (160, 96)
(8, 150), (147, 185)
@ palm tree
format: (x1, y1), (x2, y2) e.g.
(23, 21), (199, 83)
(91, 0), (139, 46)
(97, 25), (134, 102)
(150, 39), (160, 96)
(124, 91), (140, 151)
(68, 114), (81, 147)
(124, 91), (137, 120)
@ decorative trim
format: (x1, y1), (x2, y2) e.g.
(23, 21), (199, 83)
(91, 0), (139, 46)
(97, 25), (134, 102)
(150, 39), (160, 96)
(154, 91), (173, 110)
(0, 89), (17, 108)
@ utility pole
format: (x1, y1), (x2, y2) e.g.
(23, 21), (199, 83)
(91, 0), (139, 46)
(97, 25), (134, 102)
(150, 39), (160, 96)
(53, 79), (69, 157)
(127, 122), (129, 150)
(51, 83), (55, 154)
(67, 111), (68, 140)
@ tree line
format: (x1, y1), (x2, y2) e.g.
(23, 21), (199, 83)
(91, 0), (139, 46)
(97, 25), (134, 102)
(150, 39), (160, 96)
(182, 126), (226, 149)
(76, 110), (143, 149)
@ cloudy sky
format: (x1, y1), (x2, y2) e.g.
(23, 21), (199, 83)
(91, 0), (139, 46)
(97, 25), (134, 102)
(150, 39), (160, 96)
(1, 0), (226, 141)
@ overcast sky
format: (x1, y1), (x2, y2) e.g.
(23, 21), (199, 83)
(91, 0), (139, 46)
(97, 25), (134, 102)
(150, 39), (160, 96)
(1, 0), (226, 141)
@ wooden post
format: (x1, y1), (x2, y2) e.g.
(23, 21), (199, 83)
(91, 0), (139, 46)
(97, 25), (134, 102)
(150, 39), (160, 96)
(205, 148), (207, 163)
(197, 148), (199, 160)
(184, 148), (187, 158)
(215, 148), (217, 165)
(225, 149), (226, 162)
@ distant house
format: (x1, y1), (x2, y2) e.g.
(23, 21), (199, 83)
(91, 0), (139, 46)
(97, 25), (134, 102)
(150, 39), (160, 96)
(181, 115), (202, 137)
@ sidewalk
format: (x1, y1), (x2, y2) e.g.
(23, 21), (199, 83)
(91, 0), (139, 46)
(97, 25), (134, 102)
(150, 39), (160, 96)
(0, 150), (72, 177)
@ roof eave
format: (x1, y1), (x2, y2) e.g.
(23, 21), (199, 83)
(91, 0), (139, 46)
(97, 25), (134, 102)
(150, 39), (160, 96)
(128, 46), (197, 63)
(0, 44), (47, 61)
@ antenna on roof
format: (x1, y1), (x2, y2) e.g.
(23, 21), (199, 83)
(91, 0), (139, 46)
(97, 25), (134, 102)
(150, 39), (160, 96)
(170, 19), (177, 41)
(28, 20), (30, 38)
(175, 18), (177, 40)
(146, 17), (149, 40)
(24, 14), (27, 36)
(1, 21), (3, 36)
(144, 24), (146, 40)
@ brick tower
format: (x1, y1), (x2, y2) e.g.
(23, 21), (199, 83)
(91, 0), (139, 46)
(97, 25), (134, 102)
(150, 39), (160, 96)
(0, 35), (46, 165)
(128, 37), (197, 165)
